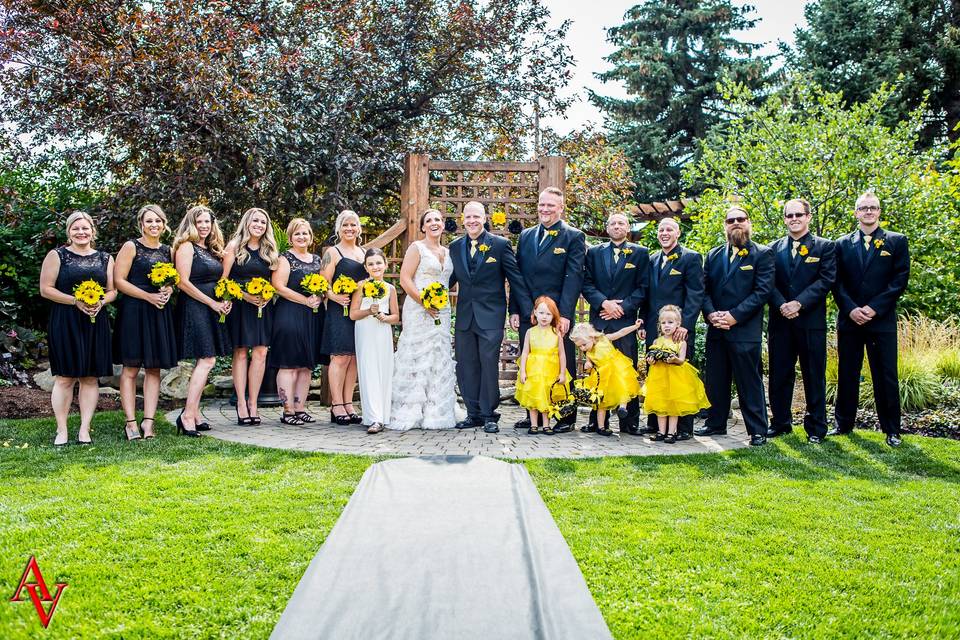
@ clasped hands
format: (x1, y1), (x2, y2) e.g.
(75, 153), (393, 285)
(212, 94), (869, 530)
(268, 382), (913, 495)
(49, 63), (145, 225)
(707, 311), (738, 330)
(779, 300), (802, 319)
(147, 285), (173, 310)
(849, 305), (876, 325)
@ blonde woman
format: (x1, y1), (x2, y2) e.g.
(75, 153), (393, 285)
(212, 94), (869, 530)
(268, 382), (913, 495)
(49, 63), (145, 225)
(173, 205), (231, 436)
(222, 208), (279, 425)
(113, 204), (178, 440)
(39, 212), (117, 446)
(319, 210), (367, 424)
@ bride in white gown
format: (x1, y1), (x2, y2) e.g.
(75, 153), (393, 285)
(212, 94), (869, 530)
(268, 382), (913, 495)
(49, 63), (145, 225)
(389, 209), (458, 430)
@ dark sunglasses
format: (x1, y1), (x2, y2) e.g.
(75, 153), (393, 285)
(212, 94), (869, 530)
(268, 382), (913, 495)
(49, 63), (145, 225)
(784, 212), (808, 219)
(724, 216), (747, 224)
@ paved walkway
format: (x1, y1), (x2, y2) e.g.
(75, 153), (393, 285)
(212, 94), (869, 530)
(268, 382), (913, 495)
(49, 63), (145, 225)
(170, 400), (749, 459)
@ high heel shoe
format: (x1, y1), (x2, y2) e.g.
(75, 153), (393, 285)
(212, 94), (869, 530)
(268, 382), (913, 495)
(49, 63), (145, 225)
(140, 417), (156, 440)
(176, 413), (200, 438)
(123, 419), (142, 441)
(345, 405), (362, 424)
(235, 406), (253, 426)
(330, 404), (352, 426)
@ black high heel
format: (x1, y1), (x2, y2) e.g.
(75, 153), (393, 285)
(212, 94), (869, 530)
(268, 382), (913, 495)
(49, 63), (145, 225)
(235, 406), (253, 426)
(345, 405), (362, 424)
(176, 413), (200, 438)
(140, 417), (156, 440)
(123, 419), (142, 441)
(330, 404), (351, 426)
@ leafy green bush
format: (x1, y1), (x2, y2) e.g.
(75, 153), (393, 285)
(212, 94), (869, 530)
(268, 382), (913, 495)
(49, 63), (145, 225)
(935, 349), (960, 381)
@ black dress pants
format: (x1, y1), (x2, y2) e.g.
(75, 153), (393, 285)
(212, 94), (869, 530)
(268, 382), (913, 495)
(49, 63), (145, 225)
(834, 328), (900, 435)
(704, 338), (769, 436)
(455, 323), (505, 423)
(768, 324), (828, 438)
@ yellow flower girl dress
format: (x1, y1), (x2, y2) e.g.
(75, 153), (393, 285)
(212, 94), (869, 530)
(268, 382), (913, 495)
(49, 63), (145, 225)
(515, 325), (568, 411)
(642, 336), (710, 416)
(576, 335), (641, 409)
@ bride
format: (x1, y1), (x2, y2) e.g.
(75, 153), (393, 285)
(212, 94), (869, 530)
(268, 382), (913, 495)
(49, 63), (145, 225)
(388, 209), (458, 430)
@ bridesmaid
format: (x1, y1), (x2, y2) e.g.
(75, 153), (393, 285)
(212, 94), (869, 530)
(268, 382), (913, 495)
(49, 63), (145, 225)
(173, 205), (232, 436)
(350, 248), (399, 433)
(39, 212), (117, 446)
(113, 204), (178, 440)
(270, 218), (324, 425)
(222, 207), (279, 425)
(319, 210), (367, 425)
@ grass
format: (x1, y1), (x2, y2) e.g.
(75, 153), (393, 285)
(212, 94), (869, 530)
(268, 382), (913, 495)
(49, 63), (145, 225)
(2, 411), (959, 638)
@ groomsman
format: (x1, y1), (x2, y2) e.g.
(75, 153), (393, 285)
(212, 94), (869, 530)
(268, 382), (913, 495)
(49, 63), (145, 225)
(830, 191), (910, 447)
(767, 199), (836, 444)
(696, 206), (775, 446)
(510, 187), (586, 433)
(450, 201), (532, 433)
(581, 212), (649, 435)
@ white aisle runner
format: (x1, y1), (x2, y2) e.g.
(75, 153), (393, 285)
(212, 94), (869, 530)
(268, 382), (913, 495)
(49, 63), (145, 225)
(270, 456), (612, 640)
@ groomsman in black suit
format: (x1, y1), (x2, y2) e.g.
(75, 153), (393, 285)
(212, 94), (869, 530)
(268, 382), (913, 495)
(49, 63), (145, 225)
(830, 191), (910, 447)
(510, 187), (586, 433)
(643, 217), (705, 438)
(581, 212), (649, 435)
(767, 198), (837, 444)
(695, 206), (775, 446)
(450, 201), (533, 433)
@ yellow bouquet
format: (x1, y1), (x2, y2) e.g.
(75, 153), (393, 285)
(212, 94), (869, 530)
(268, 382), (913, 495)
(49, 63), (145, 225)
(300, 273), (329, 314)
(214, 278), (243, 323)
(419, 282), (449, 326)
(147, 262), (179, 309)
(362, 280), (386, 300)
(332, 274), (358, 316)
(73, 279), (106, 323)
(245, 277), (276, 319)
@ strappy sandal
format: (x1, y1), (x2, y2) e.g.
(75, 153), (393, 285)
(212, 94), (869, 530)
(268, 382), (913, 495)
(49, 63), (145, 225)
(528, 426), (541, 435)
(123, 419), (142, 441)
(140, 417), (156, 440)
(367, 422), (384, 434)
(544, 426), (555, 435)
(329, 404), (352, 426)
(249, 415), (262, 426)
(280, 412), (305, 426)
(295, 411), (315, 424)
(345, 406), (362, 424)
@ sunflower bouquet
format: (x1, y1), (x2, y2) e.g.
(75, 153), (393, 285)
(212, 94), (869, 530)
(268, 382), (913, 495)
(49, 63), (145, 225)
(300, 273), (329, 313)
(147, 262), (179, 309)
(419, 282), (449, 326)
(73, 280), (106, 323)
(362, 280), (386, 300)
(214, 277), (243, 323)
(332, 274), (358, 316)
(245, 277), (276, 319)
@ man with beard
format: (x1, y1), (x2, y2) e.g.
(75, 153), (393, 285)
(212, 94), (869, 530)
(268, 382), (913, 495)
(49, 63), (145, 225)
(767, 198), (836, 444)
(643, 216), (705, 439)
(830, 191), (910, 447)
(581, 212), (649, 435)
(695, 206), (775, 446)
(510, 187), (586, 433)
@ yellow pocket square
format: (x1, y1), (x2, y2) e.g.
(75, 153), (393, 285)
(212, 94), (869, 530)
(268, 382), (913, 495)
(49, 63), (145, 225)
(669, 268), (682, 276)
(880, 250), (891, 257)
(804, 256), (820, 263)
(485, 256), (497, 263)
(624, 262), (636, 269)
(553, 247), (566, 255)
(739, 264), (754, 271)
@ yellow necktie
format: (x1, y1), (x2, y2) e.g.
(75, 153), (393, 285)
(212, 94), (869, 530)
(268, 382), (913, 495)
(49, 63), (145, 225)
(613, 247), (621, 263)
(470, 239), (477, 258)
(729, 247), (737, 263)
(791, 240), (800, 259)
(863, 234), (872, 251)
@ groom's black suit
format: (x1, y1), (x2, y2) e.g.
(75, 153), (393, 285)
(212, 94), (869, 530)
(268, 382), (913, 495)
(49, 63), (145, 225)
(450, 231), (532, 425)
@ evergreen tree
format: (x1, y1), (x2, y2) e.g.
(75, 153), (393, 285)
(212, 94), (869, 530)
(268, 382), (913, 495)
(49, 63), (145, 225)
(591, 1), (773, 200)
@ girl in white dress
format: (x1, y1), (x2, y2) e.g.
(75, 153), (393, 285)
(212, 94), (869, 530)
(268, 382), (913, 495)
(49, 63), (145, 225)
(389, 209), (458, 430)
(350, 248), (399, 433)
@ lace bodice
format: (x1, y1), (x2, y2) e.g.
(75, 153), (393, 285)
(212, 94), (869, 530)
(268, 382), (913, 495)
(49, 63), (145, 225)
(284, 251), (321, 293)
(188, 244), (224, 285)
(55, 247), (110, 294)
(411, 241), (453, 292)
(128, 240), (172, 290)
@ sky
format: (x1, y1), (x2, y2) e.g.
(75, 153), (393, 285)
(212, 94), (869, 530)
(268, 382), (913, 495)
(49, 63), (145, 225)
(541, 1), (811, 134)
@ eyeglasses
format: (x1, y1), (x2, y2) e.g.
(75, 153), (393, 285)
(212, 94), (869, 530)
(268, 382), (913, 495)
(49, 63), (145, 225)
(784, 212), (808, 219)
(724, 216), (747, 224)
(856, 206), (880, 212)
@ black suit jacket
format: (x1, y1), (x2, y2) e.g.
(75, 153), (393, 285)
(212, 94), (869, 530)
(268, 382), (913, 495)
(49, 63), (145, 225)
(581, 241), (649, 332)
(768, 233), (837, 331)
(703, 240), (775, 342)
(644, 245), (704, 346)
(510, 220), (586, 322)
(450, 231), (532, 332)
(833, 227), (910, 333)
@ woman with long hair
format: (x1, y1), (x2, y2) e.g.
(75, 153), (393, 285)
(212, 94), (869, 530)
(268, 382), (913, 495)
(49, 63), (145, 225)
(222, 207), (279, 425)
(173, 204), (231, 436)
(39, 212), (117, 446)
(113, 204), (178, 440)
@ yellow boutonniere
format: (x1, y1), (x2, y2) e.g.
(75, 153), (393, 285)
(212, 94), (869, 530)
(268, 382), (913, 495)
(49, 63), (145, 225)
(874, 238), (884, 249)
(798, 245), (809, 257)
(478, 243), (490, 253)
(667, 253), (679, 261)
(622, 248), (633, 255)
(546, 229), (558, 237)
(738, 248), (748, 257)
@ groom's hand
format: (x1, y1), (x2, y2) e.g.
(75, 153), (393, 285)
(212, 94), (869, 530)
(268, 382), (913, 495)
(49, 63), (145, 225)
(509, 314), (520, 330)
(559, 317), (570, 335)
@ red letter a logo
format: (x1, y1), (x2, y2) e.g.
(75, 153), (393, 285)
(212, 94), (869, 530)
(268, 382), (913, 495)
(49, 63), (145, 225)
(9, 556), (68, 628)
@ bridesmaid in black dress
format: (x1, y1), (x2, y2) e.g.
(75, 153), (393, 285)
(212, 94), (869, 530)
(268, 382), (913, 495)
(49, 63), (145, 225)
(223, 208), (279, 425)
(320, 210), (368, 425)
(39, 212), (117, 446)
(270, 218), (325, 425)
(173, 205), (232, 436)
(113, 204), (178, 440)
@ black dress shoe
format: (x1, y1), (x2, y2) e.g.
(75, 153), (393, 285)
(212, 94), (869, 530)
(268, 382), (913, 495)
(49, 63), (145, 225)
(826, 425), (852, 437)
(514, 418), (531, 429)
(455, 419), (481, 429)
(886, 434), (902, 447)
(622, 426), (642, 436)
(552, 423), (574, 434)
(676, 432), (692, 441)
(807, 435), (824, 444)
(597, 427), (613, 436)
(766, 426), (792, 438)
(580, 423), (598, 433)
(640, 425), (658, 434)
(483, 421), (499, 434)
(694, 425), (727, 436)
(750, 434), (767, 446)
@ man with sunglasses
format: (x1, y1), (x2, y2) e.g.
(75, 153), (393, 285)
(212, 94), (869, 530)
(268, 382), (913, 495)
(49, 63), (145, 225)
(696, 206), (775, 446)
(767, 199), (836, 444)
(830, 191), (910, 447)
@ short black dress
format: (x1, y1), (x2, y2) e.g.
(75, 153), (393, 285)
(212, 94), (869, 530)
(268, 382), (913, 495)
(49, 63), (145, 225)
(113, 240), (178, 369)
(176, 243), (231, 359)
(270, 251), (326, 369)
(226, 246), (274, 349)
(48, 247), (113, 378)
(319, 247), (367, 356)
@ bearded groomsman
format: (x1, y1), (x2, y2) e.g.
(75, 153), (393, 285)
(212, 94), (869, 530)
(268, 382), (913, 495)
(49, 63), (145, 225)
(510, 187), (586, 433)
(696, 206), (775, 446)
(581, 212), (649, 435)
(643, 217), (704, 438)
(830, 191), (910, 447)
(767, 199), (836, 444)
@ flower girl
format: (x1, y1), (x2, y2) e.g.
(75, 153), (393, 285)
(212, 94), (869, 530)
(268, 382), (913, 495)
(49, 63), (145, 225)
(515, 296), (568, 435)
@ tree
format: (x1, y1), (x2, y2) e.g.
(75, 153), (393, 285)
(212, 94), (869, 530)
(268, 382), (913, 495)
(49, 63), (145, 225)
(591, 0), (773, 201)
(683, 79), (960, 319)
(786, 0), (960, 145)
(0, 0), (572, 236)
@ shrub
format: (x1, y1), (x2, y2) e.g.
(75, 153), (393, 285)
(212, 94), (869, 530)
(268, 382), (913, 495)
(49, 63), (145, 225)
(934, 350), (960, 381)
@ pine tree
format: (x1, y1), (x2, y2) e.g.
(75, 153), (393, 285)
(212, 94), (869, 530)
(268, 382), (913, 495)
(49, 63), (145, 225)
(591, 1), (773, 200)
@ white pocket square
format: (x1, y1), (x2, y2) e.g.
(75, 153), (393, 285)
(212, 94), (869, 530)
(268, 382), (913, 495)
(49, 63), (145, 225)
(624, 262), (636, 269)
(880, 250), (891, 257)
(804, 256), (820, 263)
(669, 268), (682, 276)
(485, 256), (497, 263)
(739, 264), (754, 271)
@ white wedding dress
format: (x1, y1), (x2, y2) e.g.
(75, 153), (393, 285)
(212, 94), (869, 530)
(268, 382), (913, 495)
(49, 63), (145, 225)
(388, 241), (458, 430)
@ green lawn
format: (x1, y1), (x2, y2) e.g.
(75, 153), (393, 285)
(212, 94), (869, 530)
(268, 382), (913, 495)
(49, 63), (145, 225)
(2, 412), (958, 639)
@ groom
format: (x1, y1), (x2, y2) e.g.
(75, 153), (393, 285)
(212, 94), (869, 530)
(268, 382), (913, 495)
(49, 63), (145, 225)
(450, 201), (533, 433)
